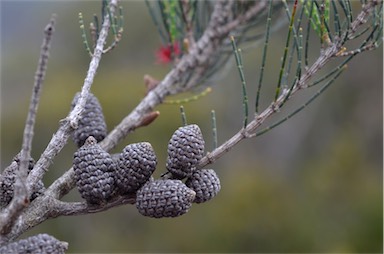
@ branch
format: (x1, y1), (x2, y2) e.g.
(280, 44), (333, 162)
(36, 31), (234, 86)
(101, 0), (270, 152)
(1, 0), (120, 243)
(25, 0), (119, 195)
(349, 0), (377, 35)
(52, 195), (135, 217)
(47, 0), (272, 202)
(0, 15), (56, 235)
(198, 42), (338, 168)
(198, 0), (381, 169)
(2, 0), (380, 244)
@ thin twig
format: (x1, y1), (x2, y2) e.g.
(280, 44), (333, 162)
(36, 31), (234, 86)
(0, 0), (119, 244)
(25, 0), (119, 196)
(211, 110), (218, 150)
(197, 42), (339, 168)
(256, 0), (273, 114)
(0, 15), (56, 236)
(44, 0), (268, 202)
(52, 195), (136, 217)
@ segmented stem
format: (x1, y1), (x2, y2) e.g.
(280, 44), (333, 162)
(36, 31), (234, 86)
(257, 65), (347, 137)
(230, 36), (249, 129)
(275, 0), (298, 101)
(164, 87), (212, 104)
(79, 12), (93, 57)
(255, 0), (273, 114)
(211, 110), (218, 150)
(179, 106), (187, 126)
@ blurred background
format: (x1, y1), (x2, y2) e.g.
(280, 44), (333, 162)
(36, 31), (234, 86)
(1, 1), (382, 253)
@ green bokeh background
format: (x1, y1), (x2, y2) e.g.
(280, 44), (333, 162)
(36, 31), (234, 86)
(1, 1), (382, 253)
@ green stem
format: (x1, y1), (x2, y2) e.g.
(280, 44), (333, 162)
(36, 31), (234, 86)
(275, 0), (298, 102)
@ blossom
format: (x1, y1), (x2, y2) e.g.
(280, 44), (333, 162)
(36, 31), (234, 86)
(155, 42), (181, 64)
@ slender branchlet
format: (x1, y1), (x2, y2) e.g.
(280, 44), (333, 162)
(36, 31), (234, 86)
(179, 106), (188, 126)
(164, 87), (212, 104)
(275, 0), (298, 102)
(79, 12), (93, 57)
(198, 0), (381, 168)
(0, 15), (56, 236)
(0, 1), (120, 243)
(211, 110), (218, 151)
(255, 0), (273, 114)
(256, 64), (347, 137)
(230, 36), (249, 129)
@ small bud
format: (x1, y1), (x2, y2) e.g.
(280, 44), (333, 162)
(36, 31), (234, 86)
(71, 92), (107, 147)
(166, 124), (205, 179)
(185, 169), (221, 203)
(73, 136), (116, 205)
(136, 179), (195, 218)
(116, 142), (157, 194)
(0, 233), (68, 254)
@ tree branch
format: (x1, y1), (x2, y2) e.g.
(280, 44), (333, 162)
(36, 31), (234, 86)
(1, 0), (380, 245)
(1, 0), (119, 243)
(47, 0), (272, 202)
(52, 195), (136, 217)
(25, 0), (119, 195)
(198, 1), (381, 169)
(0, 15), (55, 236)
(198, 43), (339, 168)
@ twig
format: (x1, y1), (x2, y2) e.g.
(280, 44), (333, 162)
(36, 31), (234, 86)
(0, 15), (56, 236)
(230, 37), (249, 128)
(0, 0), (119, 244)
(52, 195), (136, 217)
(198, 42), (340, 169)
(349, 0), (376, 35)
(100, 0), (270, 152)
(211, 110), (218, 150)
(44, 0), (268, 202)
(198, 0), (381, 168)
(25, 0), (119, 194)
(256, 0), (273, 113)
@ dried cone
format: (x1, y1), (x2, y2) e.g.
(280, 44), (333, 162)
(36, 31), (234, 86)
(71, 92), (107, 147)
(0, 154), (44, 210)
(0, 162), (19, 209)
(73, 136), (116, 205)
(166, 124), (205, 179)
(185, 169), (221, 203)
(0, 233), (68, 254)
(116, 142), (157, 194)
(136, 179), (195, 218)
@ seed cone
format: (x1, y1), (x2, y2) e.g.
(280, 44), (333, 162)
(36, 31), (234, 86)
(0, 154), (44, 210)
(166, 124), (205, 179)
(71, 92), (107, 147)
(0, 233), (68, 254)
(185, 169), (221, 203)
(73, 136), (116, 205)
(136, 179), (195, 218)
(116, 142), (157, 194)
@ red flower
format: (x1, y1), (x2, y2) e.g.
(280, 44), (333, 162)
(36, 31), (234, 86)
(155, 42), (181, 64)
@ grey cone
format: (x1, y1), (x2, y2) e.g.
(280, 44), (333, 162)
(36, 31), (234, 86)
(116, 142), (157, 194)
(73, 136), (116, 205)
(71, 92), (107, 147)
(0, 234), (68, 254)
(136, 179), (195, 218)
(0, 154), (45, 210)
(166, 124), (205, 179)
(185, 169), (221, 203)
